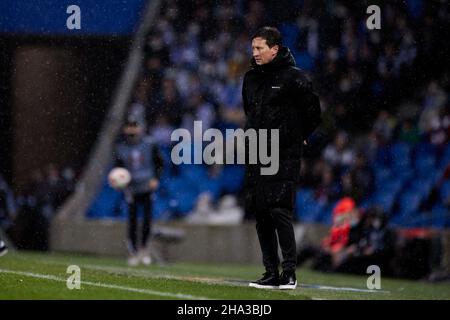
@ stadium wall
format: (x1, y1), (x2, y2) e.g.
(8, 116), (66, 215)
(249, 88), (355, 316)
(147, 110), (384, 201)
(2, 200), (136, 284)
(49, 219), (450, 273)
(49, 219), (328, 265)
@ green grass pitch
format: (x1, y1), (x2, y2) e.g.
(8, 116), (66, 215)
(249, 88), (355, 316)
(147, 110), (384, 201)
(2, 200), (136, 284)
(0, 251), (449, 300)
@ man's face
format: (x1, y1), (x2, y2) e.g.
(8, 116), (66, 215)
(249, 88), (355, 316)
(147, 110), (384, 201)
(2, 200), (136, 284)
(252, 37), (279, 65)
(123, 124), (143, 143)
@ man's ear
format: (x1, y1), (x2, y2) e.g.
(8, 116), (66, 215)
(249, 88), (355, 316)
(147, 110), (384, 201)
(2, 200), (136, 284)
(271, 45), (279, 57)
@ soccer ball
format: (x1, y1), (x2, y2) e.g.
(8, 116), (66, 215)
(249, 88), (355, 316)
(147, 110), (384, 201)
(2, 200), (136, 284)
(108, 167), (131, 190)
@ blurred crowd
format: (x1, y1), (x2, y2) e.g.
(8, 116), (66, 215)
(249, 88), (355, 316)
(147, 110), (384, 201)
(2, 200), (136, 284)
(124, 0), (449, 219)
(116, 0), (449, 277)
(297, 197), (445, 280)
(0, 165), (76, 250)
(2, 1), (449, 272)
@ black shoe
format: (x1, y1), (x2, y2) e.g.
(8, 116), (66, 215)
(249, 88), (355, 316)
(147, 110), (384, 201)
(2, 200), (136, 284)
(249, 271), (280, 289)
(0, 241), (8, 257)
(279, 271), (297, 290)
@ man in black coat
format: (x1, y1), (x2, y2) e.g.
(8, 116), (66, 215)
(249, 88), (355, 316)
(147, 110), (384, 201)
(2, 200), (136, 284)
(243, 27), (321, 289)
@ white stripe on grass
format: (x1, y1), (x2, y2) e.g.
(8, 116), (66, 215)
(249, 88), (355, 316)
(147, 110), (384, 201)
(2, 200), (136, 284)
(23, 257), (230, 286)
(0, 268), (210, 300)
(77, 264), (390, 294)
(300, 284), (390, 294)
(16, 254), (391, 295)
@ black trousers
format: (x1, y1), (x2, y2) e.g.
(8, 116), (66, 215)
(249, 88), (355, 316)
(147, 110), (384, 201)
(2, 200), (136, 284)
(126, 192), (152, 253)
(245, 180), (297, 274)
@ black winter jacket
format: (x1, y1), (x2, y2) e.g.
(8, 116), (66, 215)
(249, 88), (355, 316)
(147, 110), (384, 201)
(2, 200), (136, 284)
(242, 46), (321, 184)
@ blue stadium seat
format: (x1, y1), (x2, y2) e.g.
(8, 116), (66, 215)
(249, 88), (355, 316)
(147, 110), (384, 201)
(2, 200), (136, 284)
(294, 50), (315, 71)
(197, 176), (222, 200)
(440, 180), (450, 202)
(87, 180), (126, 219)
(218, 165), (245, 194)
(396, 167), (414, 183)
(389, 209), (418, 227)
(399, 211), (430, 228)
(280, 22), (300, 50)
(414, 142), (437, 159)
(317, 203), (334, 225)
(398, 190), (423, 214)
(152, 194), (171, 220)
(390, 142), (412, 170)
(374, 166), (391, 187)
(165, 176), (198, 214)
(415, 153), (436, 177)
(179, 163), (208, 182)
(381, 178), (403, 195)
(439, 143), (450, 169)
(371, 191), (396, 214)
(408, 177), (434, 198)
(411, 142), (438, 184)
(295, 188), (314, 208)
(375, 145), (391, 167)
(431, 205), (449, 228)
(296, 199), (324, 223)
(168, 189), (198, 215)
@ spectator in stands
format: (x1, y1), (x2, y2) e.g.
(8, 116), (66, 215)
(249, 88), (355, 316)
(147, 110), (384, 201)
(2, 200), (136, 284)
(43, 164), (67, 214)
(150, 114), (175, 146)
(114, 115), (164, 266)
(348, 153), (375, 203)
(158, 78), (183, 126)
(297, 197), (355, 272)
(397, 119), (420, 145)
(372, 110), (397, 145)
(314, 164), (341, 205)
(0, 175), (15, 257)
(0, 174), (16, 230)
(425, 106), (449, 148)
(298, 158), (320, 189)
(90, 0), (449, 232)
(334, 206), (396, 275)
(322, 131), (354, 169)
(128, 81), (149, 128)
(14, 172), (49, 251)
(340, 170), (360, 203)
(180, 93), (216, 135)
(60, 167), (76, 203)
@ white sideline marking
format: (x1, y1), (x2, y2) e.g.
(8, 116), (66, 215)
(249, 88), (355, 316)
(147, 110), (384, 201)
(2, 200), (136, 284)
(16, 255), (391, 295)
(300, 283), (389, 294)
(0, 268), (210, 300)
(68, 264), (390, 294)
(28, 258), (228, 286)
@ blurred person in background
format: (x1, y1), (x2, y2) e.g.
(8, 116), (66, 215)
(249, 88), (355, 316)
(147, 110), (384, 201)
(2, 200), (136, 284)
(314, 163), (341, 205)
(322, 131), (354, 170)
(13, 170), (50, 251)
(0, 174), (16, 232)
(114, 115), (164, 266)
(0, 238), (6, 257)
(334, 206), (396, 275)
(297, 197), (356, 272)
(0, 174), (15, 257)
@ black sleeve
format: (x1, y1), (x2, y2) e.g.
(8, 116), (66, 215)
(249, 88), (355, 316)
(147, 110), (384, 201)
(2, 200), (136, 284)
(152, 145), (164, 180)
(242, 73), (249, 116)
(293, 76), (322, 141)
(301, 89), (321, 140)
